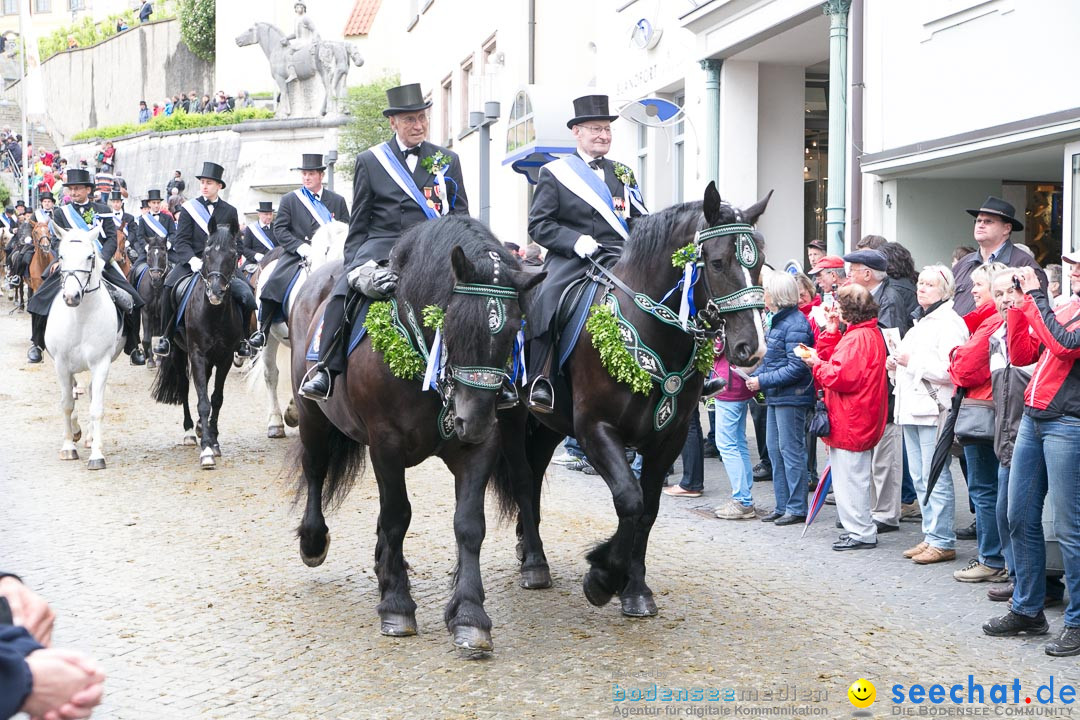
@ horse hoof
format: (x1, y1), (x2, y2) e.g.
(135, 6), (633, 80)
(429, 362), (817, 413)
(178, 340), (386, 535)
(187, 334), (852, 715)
(200, 449), (216, 469)
(284, 407), (299, 427)
(59, 449), (79, 461)
(232, 355), (245, 368)
(182, 434), (197, 446)
(212, 444), (221, 457)
(268, 425), (286, 439)
(453, 626), (493, 655)
(519, 567), (552, 590)
(620, 594), (658, 618)
(87, 458), (106, 471)
(72, 428), (82, 443)
(380, 613), (418, 637)
(300, 533), (330, 567)
(582, 571), (614, 607)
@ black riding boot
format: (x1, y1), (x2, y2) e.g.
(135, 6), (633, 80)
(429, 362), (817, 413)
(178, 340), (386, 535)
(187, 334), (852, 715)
(154, 291), (175, 356)
(28, 312), (46, 363)
(526, 334), (555, 414)
(249, 302), (277, 349)
(300, 295), (350, 402)
(127, 312), (146, 365)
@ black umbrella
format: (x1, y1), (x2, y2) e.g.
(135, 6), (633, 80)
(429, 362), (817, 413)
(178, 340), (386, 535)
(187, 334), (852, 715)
(923, 386), (967, 505)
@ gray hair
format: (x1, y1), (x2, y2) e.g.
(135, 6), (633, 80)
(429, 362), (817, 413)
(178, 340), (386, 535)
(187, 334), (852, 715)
(919, 264), (955, 300)
(870, 268), (889, 283)
(764, 271), (800, 310)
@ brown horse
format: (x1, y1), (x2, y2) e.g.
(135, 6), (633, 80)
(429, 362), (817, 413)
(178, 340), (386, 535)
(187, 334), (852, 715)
(114, 222), (132, 278)
(27, 222), (54, 297)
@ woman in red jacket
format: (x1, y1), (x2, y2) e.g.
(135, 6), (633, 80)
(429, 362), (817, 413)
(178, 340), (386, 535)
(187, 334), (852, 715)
(801, 284), (888, 551)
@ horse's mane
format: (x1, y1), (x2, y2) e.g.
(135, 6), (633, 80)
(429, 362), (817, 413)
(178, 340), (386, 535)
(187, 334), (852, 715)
(620, 199), (745, 268)
(206, 227), (236, 253)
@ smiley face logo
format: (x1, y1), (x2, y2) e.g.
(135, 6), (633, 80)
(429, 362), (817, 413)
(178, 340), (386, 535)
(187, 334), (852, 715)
(848, 678), (876, 708)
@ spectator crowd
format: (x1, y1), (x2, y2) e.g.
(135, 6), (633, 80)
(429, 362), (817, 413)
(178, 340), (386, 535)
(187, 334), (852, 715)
(137, 89), (256, 123)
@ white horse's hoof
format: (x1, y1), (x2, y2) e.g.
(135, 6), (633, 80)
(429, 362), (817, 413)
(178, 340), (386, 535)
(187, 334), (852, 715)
(268, 425), (286, 439)
(60, 448), (79, 461)
(182, 434), (197, 446)
(87, 458), (106, 471)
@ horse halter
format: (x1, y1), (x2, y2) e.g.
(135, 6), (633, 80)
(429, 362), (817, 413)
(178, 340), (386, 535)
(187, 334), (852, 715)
(445, 251), (520, 391)
(60, 245), (100, 296)
(693, 223), (765, 333)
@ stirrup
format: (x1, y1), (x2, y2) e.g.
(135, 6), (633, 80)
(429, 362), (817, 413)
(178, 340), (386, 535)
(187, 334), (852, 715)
(526, 377), (555, 414)
(299, 365), (332, 402)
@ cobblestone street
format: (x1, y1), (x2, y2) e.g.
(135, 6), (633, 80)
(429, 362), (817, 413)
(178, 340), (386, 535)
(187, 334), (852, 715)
(0, 310), (1073, 719)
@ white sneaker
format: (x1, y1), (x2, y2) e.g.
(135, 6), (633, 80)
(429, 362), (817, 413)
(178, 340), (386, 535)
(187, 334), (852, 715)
(715, 499), (756, 520)
(551, 453), (582, 466)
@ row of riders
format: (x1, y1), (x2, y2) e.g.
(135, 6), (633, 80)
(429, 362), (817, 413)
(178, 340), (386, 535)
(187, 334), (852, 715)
(23, 84), (771, 655)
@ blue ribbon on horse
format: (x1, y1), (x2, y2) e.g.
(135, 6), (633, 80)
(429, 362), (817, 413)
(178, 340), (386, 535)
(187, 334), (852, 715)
(659, 263), (699, 320)
(510, 329), (527, 386)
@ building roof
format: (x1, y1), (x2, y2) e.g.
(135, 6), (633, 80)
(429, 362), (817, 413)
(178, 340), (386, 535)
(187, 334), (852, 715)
(344, 0), (381, 36)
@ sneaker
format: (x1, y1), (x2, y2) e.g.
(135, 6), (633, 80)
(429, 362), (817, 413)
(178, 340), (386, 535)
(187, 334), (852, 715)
(900, 502), (922, 522)
(824, 492), (836, 506)
(956, 521), (977, 540)
(982, 610), (1049, 637)
(954, 559), (1008, 583)
(833, 536), (877, 551)
(911, 546), (956, 565)
(550, 452), (580, 466)
(715, 500), (756, 520)
(1044, 626), (1080, 657)
(902, 541), (930, 559)
(703, 444), (719, 459)
(987, 582), (1015, 602)
(752, 462), (772, 481)
(663, 485), (702, 498)
(564, 459), (593, 473)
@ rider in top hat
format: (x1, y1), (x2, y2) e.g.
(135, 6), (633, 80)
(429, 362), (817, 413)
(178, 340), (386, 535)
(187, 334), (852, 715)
(523, 94), (657, 412)
(152, 161), (258, 358)
(108, 190), (135, 260)
(951, 195), (1047, 316)
(26, 167), (147, 365)
(35, 190), (56, 223)
(298, 83), (469, 401)
(239, 201), (277, 273)
(249, 154), (348, 349)
(132, 188), (175, 265)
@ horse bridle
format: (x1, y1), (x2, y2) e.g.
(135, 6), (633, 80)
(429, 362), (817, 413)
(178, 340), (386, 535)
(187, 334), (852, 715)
(60, 249), (101, 296)
(692, 223), (765, 337)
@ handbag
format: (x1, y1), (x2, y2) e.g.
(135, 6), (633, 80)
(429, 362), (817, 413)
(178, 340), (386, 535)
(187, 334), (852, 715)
(808, 390), (830, 438)
(954, 397), (995, 445)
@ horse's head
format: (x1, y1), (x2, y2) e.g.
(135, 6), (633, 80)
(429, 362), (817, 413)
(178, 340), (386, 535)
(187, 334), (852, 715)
(445, 245), (544, 444)
(32, 222), (51, 254)
(694, 182), (772, 368)
(146, 236), (168, 288)
(55, 226), (103, 307)
(201, 228), (238, 306)
(235, 25), (259, 48)
(347, 45), (365, 67)
(308, 220), (347, 270)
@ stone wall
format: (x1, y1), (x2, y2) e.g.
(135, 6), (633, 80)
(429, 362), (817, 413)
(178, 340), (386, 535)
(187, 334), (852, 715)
(34, 19), (214, 145)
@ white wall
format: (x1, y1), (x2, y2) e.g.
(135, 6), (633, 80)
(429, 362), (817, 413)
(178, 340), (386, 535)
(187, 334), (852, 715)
(756, 63), (804, 268)
(717, 60), (759, 208)
(893, 178), (1003, 268)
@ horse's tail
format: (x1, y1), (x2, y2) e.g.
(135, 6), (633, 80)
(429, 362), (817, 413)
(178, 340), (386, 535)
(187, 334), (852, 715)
(242, 339), (290, 394)
(487, 447), (519, 523)
(292, 424), (367, 512)
(151, 347), (188, 405)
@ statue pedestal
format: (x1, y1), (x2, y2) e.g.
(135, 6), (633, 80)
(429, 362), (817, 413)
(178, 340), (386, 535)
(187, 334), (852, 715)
(278, 77), (326, 119)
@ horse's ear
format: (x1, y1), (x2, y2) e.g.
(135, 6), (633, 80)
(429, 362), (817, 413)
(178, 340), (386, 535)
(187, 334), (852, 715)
(743, 190), (774, 227)
(50, 221), (65, 240)
(508, 268), (545, 295)
(703, 182), (722, 226)
(450, 245), (474, 282)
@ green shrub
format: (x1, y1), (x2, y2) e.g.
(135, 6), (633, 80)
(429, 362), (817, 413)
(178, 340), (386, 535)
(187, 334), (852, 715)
(338, 74), (400, 175)
(0, 184), (11, 209)
(72, 107), (274, 141)
(177, 0), (215, 62)
(38, 7), (176, 62)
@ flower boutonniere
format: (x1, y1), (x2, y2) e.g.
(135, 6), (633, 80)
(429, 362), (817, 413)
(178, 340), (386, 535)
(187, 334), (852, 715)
(421, 151), (451, 175)
(612, 162), (638, 188)
(81, 208), (96, 226)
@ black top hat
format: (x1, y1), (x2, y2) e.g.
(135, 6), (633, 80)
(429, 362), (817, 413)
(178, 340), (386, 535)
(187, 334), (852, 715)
(966, 196), (1023, 231)
(146, 188), (164, 201)
(254, 201), (275, 213)
(195, 161), (227, 189)
(109, 190), (123, 202)
(140, 199), (150, 209)
(38, 191), (54, 202)
(3, 207), (11, 213)
(383, 83), (432, 117)
(567, 95), (618, 129)
(14, 200), (26, 209)
(292, 154), (326, 171)
(66, 168), (94, 187)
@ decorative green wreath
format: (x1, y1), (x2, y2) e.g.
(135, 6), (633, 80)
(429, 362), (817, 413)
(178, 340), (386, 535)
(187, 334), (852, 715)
(671, 243), (699, 268)
(422, 304), (445, 331)
(695, 340), (717, 376)
(612, 161), (638, 189)
(586, 304), (652, 395)
(365, 301), (425, 379)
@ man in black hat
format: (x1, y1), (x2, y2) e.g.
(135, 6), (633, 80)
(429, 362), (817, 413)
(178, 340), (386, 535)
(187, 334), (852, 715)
(807, 239), (827, 269)
(249, 154), (348, 349)
(952, 196), (1046, 316)
(26, 168), (146, 365)
(107, 191), (135, 261)
(35, 191), (56, 224)
(152, 161), (257, 358)
(131, 189), (175, 265)
(239, 201), (277, 273)
(523, 94), (654, 412)
(298, 83), (468, 400)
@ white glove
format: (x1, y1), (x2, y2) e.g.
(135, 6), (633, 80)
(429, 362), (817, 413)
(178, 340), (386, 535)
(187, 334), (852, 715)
(573, 235), (599, 259)
(254, 253), (264, 262)
(188, 257), (203, 273)
(295, 243), (311, 259)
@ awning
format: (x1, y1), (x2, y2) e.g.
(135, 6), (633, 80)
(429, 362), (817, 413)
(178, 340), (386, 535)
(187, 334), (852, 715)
(501, 85), (588, 184)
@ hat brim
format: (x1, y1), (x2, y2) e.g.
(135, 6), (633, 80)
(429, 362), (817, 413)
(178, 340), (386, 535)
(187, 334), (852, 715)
(195, 175), (227, 189)
(65, 182), (94, 188)
(253, 207), (275, 213)
(807, 265), (839, 276)
(567, 114), (619, 129)
(383, 100), (432, 117)
(291, 165), (327, 172)
(965, 208), (1023, 231)
(1062, 251), (1080, 264)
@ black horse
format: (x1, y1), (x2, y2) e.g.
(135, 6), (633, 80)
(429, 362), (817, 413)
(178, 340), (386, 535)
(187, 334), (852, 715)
(516, 182), (771, 617)
(151, 227), (245, 469)
(131, 235), (170, 369)
(289, 216), (544, 654)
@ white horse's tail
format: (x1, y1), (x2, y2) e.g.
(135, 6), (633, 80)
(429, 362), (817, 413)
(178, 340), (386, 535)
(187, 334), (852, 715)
(308, 220), (348, 270)
(243, 339), (291, 394)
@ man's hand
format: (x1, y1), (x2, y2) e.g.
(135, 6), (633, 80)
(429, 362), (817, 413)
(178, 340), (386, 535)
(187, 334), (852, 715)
(187, 257), (202, 273)
(254, 253), (264, 262)
(0, 576), (54, 646)
(20, 648), (105, 720)
(295, 243), (311, 259)
(243, 263), (259, 274)
(348, 261), (398, 299)
(573, 235), (599, 259)
(1017, 267), (1040, 293)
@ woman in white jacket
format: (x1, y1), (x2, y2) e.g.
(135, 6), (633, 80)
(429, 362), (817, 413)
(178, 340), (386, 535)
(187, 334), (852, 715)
(887, 265), (970, 565)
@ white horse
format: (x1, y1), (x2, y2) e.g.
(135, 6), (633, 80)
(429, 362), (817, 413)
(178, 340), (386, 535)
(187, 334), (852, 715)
(251, 220), (347, 437)
(44, 227), (125, 470)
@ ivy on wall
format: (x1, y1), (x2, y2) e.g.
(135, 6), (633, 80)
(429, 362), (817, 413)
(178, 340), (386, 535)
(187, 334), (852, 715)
(178, 0), (215, 63)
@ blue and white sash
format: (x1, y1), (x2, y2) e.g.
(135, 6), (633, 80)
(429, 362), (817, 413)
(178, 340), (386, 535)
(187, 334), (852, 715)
(373, 143), (438, 220)
(249, 224), (274, 252)
(182, 198), (213, 236)
(142, 213), (168, 239)
(545, 155), (629, 240)
(34, 209), (49, 223)
(61, 204), (105, 254)
(0, 215), (12, 231)
(294, 188), (333, 227)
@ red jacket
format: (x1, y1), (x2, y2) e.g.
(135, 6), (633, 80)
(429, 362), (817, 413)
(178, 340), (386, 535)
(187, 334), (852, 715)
(1007, 294), (1080, 415)
(962, 300), (996, 335)
(812, 319), (888, 452)
(949, 310), (1004, 401)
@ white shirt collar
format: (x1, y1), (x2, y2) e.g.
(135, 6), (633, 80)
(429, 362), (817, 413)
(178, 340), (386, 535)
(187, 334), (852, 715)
(577, 149), (603, 166)
(396, 136), (420, 155)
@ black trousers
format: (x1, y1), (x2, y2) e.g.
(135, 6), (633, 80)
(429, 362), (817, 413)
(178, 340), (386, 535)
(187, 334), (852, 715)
(317, 273), (371, 376)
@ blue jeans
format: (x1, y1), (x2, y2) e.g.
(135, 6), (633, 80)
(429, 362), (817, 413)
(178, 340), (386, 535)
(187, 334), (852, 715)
(1008, 415), (1080, 626)
(564, 436), (585, 460)
(901, 440), (917, 505)
(963, 441), (1003, 569)
(715, 400), (753, 506)
(766, 404), (809, 517)
(997, 463), (1014, 578)
(678, 407), (705, 492)
(903, 424), (956, 549)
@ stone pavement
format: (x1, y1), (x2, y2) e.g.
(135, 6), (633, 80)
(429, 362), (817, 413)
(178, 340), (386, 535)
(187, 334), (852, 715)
(0, 308), (1073, 719)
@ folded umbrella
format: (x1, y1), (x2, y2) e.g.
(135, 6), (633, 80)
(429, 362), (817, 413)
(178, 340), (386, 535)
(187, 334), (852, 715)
(923, 387), (966, 505)
(801, 464), (833, 538)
